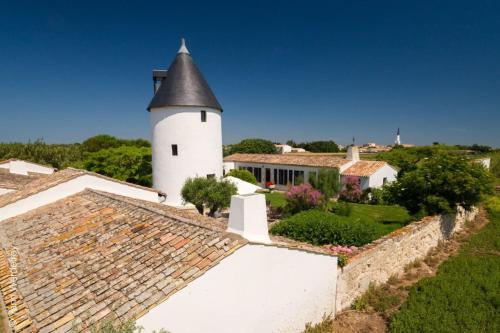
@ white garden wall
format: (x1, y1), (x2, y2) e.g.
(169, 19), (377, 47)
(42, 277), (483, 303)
(137, 244), (338, 333)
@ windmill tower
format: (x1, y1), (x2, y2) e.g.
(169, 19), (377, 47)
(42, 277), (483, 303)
(148, 39), (223, 205)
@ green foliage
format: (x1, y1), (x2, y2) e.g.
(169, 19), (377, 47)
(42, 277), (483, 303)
(352, 283), (400, 314)
(225, 169), (257, 184)
(90, 320), (138, 333)
(181, 177), (237, 216)
(265, 192), (287, 208)
(82, 134), (150, 153)
(366, 187), (389, 205)
(330, 201), (352, 216)
(489, 151), (500, 179)
(389, 197), (500, 333)
(228, 138), (277, 154)
(308, 168), (341, 198)
(81, 146), (152, 186)
(270, 210), (378, 247)
(297, 140), (340, 153)
(303, 315), (333, 333)
(0, 140), (84, 169)
(385, 152), (494, 215)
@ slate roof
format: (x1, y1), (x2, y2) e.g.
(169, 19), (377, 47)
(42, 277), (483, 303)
(0, 168), (158, 209)
(0, 168), (47, 191)
(147, 40), (222, 111)
(224, 153), (351, 169)
(341, 161), (388, 177)
(0, 189), (246, 333)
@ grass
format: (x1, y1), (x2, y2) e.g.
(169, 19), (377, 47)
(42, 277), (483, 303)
(389, 196), (500, 333)
(265, 191), (287, 208)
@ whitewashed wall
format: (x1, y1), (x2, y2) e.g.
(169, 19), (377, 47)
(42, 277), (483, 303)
(151, 106), (223, 206)
(0, 188), (15, 196)
(0, 175), (159, 221)
(0, 160), (54, 175)
(368, 164), (398, 188)
(137, 244), (338, 333)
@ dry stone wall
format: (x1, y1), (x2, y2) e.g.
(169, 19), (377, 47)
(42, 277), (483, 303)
(335, 206), (478, 313)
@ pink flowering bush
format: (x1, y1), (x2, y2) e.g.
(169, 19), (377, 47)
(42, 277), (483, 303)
(285, 183), (323, 215)
(329, 245), (358, 267)
(340, 176), (363, 202)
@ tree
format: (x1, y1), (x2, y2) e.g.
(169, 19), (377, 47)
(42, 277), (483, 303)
(82, 135), (122, 152)
(385, 152), (493, 215)
(225, 169), (257, 184)
(181, 177), (237, 216)
(309, 168), (341, 199)
(300, 140), (339, 153)
(228, 138), (277, 154)
(81, 146), (152, 186)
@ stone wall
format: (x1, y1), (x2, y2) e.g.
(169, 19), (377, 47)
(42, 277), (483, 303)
(335, 206), (478, 313)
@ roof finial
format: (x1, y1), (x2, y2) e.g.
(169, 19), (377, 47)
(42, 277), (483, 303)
(178, 37), (190, 54)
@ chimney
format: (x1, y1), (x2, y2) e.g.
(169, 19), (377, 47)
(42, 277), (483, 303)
(227, 193), (271, 244)
(346, 145), (360, 162)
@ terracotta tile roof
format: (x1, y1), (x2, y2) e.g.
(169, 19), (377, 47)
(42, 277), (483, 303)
(0, 189), (246, 333)
(340, 161), (388, 177)
(0, 168), (47, 191)
(0, 168), (158, 209)
(224, 153), (351, 169)
(0, 158), (55, 170)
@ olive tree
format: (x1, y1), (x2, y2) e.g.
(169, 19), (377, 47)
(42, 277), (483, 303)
(181, 177), (237, 216)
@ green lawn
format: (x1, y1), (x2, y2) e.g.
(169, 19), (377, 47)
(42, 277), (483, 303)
(265, 191), (288, 208)
(390, 195), (500, 333)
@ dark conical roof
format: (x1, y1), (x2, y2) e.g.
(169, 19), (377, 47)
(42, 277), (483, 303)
(147, 40), (222, 111)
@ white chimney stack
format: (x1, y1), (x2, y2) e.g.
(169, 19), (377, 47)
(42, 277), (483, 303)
(227, 194), (271, 244)
(346, 145), (360, 162)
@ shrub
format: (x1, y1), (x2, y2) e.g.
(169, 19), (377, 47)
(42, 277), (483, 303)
(270, 210), (378, 247)
(367, 187), (388, 205)
(181, 177), (237, 216)
(285, 183), (323, 215)
(309, 168), (341, 198)
(352, 283), (400, 314)
(330, 202), (352, 216)
(225, 169), (257, 184)
(81, 146), (152, 186)
(385, 152), (494, 215)
(339, 176), (363, 202)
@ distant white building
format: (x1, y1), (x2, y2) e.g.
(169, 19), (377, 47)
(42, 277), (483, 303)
(275, 144), (306, 154)
(224, 146), (398, 191)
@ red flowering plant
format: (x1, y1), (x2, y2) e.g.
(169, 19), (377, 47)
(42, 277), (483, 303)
(265, 181), (274, 188)
(340, 176), (363, 202)
(285, 183), (323, 215)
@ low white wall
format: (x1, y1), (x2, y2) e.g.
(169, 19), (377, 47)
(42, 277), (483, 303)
(137, 244), (338, 333)
(0, 188), (15, 196)
(0, 160), (54, 175)
(225, 176), (262, 195)
(0, 175), (159, 221)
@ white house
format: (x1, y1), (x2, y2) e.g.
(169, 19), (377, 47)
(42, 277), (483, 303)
(224, 146), (398, 191)
(148, 38), (223, 206)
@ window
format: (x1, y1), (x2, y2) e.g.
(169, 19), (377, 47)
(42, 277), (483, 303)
(278, 169), (288, 185)
(253, 167), (262, 183)
(207, 174), (215, 179)
(171, 144), (178, 156)
(383, 177), (388, 185)
(293, 170), (305, 185)
(201, 110), (207, 122)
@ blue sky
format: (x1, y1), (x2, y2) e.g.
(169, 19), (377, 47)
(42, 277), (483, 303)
(1, 1), (499, 146)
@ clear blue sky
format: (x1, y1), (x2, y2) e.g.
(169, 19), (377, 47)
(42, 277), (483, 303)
(1, 1), (499, 146)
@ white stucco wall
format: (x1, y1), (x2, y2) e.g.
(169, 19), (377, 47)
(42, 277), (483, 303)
(367, 164), (398, 188)
(0, 188), (15, 196)
(0, 160), (55, 175)
(137, 244), (337, 333)
(151, 106), (223, 205)
(225, 176), (262, 195)
(0, 175), (159, 222)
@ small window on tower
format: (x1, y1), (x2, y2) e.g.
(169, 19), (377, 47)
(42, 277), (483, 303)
(171, 144), (178, 156)
(201, 110), (207, 122)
